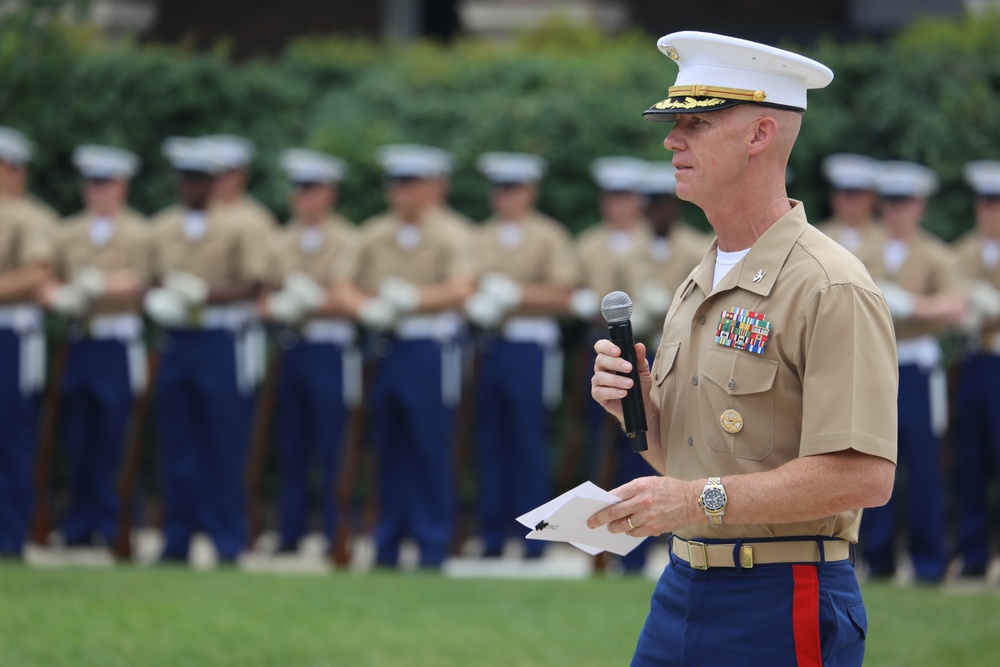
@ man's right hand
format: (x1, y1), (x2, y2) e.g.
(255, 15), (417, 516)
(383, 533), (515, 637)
(591, 338), (652, 424)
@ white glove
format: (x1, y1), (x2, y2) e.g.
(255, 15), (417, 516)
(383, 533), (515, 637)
(877, 281), (916, 321)
(284, 272), (326, 311)
(465, 292), (506, 329)
(358, 297), (396, 331)
(638, 281), (673, 315)
(165, 271), (209, 307)
(479, 272), (522, 311)
(144, 288), (188, 327)
(967, 280), (1000, 319)
(379, 278), (420, 314)
(49, 285), (90, 317)
(569, 288), (600, 320)
(266, 290), (306, 325)
(72, 267), (105, 299)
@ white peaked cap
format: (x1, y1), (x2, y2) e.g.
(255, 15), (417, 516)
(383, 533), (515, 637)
(638, 161), (678, 196)
(0, 126), (33, 165)
(822, 153), (879, 190)
(200, 134), (255, 169)
(874, 161), (939, 198)
(591, 156), (647, 192)
(476, 152), (547, 184)
(964, 161), (1000, 196)
(644, 31), (834, 122)
(72, 145), (140, 179)
(376, 144), (453, 179)
(280, 148), (347, 184)
(162, 136), (227, 174)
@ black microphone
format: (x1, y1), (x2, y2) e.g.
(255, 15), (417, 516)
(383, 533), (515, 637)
(601, 291), (648, 452)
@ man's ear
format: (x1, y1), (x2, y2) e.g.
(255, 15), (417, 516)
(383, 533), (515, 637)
(747, 116), (779, 157)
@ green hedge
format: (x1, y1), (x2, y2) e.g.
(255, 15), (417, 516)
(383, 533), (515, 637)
(3, 7), (1000, 240)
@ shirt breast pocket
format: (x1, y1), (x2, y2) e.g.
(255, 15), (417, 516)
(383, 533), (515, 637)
(700, 347), (779, 460)
(651, 341), (681, 439)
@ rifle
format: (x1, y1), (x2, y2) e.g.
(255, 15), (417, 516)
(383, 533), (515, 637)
(244, 337), (282, 550)
(112, 350), (158, 560)
(555, 322), (595, 494)
(330, 349), (379, 566)
(448, 333), (482, 557)
(29, 332), (68, 546)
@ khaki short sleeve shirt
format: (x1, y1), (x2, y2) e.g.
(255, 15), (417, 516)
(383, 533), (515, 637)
(353, 210), (473, 294)
(0, 203), (54, 270)
(150, 205), (265, 285)
(474, 212), (579, 287)
(270, 214), (359, 287)
(648, 202), (898, 542)
(575, 221), (654, 297)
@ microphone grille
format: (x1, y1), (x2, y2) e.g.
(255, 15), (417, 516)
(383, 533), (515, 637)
(601, 290), (633, 323)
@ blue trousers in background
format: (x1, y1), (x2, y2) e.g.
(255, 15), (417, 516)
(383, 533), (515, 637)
(860, 363), (947, 582)
(951, 352), (1000, 575)
(632, 546), (866, 667)
(155, 329), (250, 562)
(371, 338), (458, 568)
(0, 329), (40, 556)
(474, 339), (550, 558)
(58, 339), (135, 545)
(272, 340), (349, 551)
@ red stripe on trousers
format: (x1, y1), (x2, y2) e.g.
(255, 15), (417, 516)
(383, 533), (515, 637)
(792, 564), (823, 667)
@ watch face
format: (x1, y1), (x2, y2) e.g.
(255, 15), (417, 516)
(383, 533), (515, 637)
(702, 488), (726, 512)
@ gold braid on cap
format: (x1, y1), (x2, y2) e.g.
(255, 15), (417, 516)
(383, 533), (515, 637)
(668, 84), (767, 103)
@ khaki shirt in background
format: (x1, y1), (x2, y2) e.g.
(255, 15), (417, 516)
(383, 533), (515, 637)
(1, 194), (60, 241)
(575, 221), (654, 299)
(0, 204), (54, 275)
(648, 202), (898, 543)
(429, 204), (473, 245)
(149, 204), (267, 286)
(54, 209), (150, 315)
(814, 217), (885, 264)
(211, 194), (278, 234)
(267, 213), (359, 289)
(472, 211), (579, 290)
(863, 229), (962, 341)
(354, 208), (474, 295)
(627, 223), (708, 299)
(953, 231), (1000, 341)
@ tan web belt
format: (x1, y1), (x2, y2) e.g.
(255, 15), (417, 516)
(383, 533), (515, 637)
(671, 536), (851, 570)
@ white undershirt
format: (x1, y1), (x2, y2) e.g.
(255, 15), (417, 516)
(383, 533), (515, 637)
(839, 227), (862, 254)
(497, 221), (524, 248)
(299, 226), (323, 253)
(649, 237), (672, 263)
(89, 217), (114, 246)
(713, 248), (750, 289)
(397, 224), (421, 249)
(608, 230), (633, 255)
(982, 239), (1000, 269)
(883, 240), (909, 275)
(183, 211), (207, 241)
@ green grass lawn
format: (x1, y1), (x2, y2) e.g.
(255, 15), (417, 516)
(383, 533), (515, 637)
(0, 564), (997, 666)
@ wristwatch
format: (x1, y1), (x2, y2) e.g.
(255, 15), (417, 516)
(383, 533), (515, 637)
(698, 477), (728, 524)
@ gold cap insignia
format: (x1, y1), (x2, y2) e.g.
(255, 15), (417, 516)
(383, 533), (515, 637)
(662, 45), (681, 60)
(720, 408), (744, 434)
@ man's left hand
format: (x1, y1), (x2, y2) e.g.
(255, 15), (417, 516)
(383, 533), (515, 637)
(587, 476), (702, 536)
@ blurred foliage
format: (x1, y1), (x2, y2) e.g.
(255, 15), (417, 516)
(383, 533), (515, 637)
(2, 9), (1000, 238)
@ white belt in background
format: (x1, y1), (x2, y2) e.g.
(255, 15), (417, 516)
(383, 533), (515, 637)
(395, 312), (462, 341)
(500, 317), (564, 407)
(87, 312), (147, 393)
(301, 318), (356, 345)
(201, 304), (252, 331)
(0, 304), (42, 332)
(896, 335), (941, 370)
(502, 316), (561, 347)
(0, 304), (45, 396)
(89, 313), (143, 340)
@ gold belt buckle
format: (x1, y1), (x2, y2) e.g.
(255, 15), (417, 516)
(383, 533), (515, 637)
(687, 540), (709, 570)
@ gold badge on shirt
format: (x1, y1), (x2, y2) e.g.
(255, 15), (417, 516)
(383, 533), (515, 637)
(720, 408), (744, 434)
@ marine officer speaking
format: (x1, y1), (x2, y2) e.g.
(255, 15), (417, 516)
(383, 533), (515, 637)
(588, 32), (898, 666)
